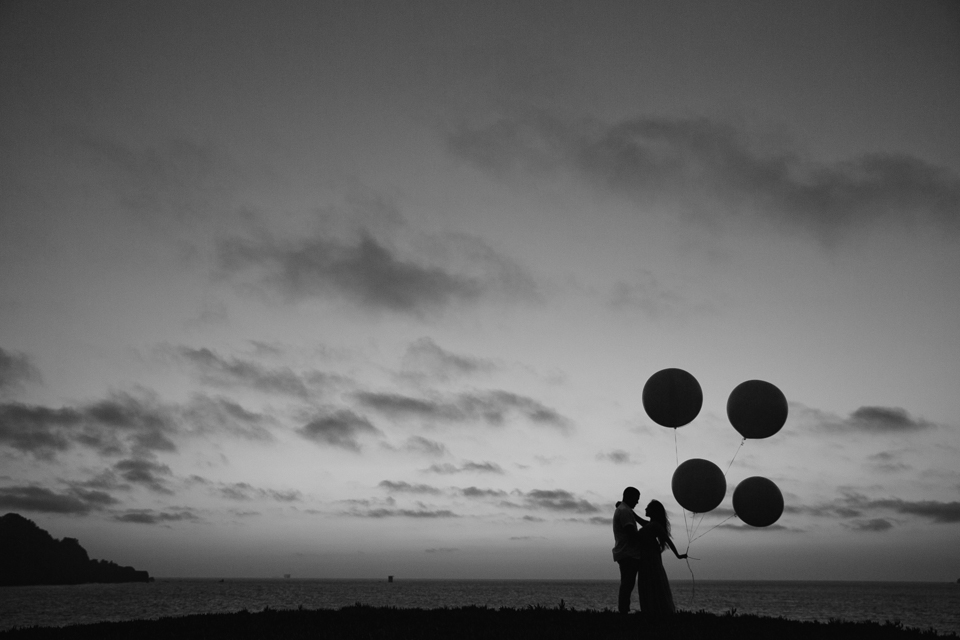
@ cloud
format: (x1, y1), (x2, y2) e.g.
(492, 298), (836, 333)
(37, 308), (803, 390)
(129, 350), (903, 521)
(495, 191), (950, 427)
(113, 509), (200, 525)
(796, 404), (937, 435)
(400, 338), (497, 382)
(345, 507), (459, 519)
(220, 231), (485, 314)
(356, 389), (571, 432)
(402, 435), (449, 457)
(424, 461), (504, 475)
(514, 489), (602, 514)
(448, 114), (960, 241)
(0, 484), (118, 514)
(0, 347), (41, 396)
(798, 492), (960, 524)
(62, 128), (219, 221)
(217, 482), (302, 502)
(459, 486), (508, 498)
(378, 480), (442, 495)
(596, 450), (632, 464)
(0, 388), (284, 460)
(607, 271), (714, 320)
(846, 407), (935, 432)
(718, 522), (790, 532)
(297, 410), (381, 452)
(181, 395), (274, 442)
(176, 347), (327, 399)
(424, 547), (459, 553)
(866, 451), (911, 473)
(113, 458), (174, 494)
(0, 391), (178, 459)
(845, 518), (894, 533)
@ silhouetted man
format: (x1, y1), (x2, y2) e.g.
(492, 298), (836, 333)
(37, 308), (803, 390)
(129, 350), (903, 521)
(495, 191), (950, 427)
(612, 486), (644, 614)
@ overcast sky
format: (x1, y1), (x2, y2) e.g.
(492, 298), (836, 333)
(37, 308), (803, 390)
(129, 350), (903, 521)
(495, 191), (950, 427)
(1, 0), (959, 582)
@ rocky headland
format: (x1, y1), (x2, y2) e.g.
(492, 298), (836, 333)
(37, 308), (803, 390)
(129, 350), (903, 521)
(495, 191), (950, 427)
(0, 513), (150, 586)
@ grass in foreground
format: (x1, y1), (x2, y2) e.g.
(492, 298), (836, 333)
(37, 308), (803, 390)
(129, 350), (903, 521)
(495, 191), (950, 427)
(1, 604), (956, 640)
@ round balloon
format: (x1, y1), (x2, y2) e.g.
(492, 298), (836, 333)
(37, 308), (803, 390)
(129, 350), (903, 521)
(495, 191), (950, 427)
(642, 368), (703, 428)
(726, 380), (788, 439)
(671, 458), (726, 513)
(732, 476), (784, 527)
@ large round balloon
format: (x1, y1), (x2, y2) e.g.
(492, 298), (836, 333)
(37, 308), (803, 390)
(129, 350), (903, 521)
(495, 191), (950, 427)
(671, 458), (726, 513)
(642, 368), (703, 428)
(732, 476), (784, 527)
(726, 380), (788, 439)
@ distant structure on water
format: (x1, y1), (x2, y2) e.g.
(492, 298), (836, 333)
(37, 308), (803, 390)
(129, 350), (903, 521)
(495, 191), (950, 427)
(284, 574), (291, 579)
(388, 575), (393, 583)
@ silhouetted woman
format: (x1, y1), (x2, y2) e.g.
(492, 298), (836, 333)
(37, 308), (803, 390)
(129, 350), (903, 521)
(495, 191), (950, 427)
(632, 500), (686, 616)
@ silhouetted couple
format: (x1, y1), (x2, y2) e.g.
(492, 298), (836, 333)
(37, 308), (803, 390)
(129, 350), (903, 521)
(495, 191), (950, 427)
(612, 486), (687, 616)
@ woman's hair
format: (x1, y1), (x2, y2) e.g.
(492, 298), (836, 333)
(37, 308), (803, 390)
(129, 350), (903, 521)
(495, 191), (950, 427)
(646, 500), (671, 551)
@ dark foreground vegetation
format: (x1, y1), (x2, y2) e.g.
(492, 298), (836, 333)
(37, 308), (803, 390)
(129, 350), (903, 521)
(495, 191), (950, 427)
(1, 604), (956, 640)
(0, 514), (150, 585)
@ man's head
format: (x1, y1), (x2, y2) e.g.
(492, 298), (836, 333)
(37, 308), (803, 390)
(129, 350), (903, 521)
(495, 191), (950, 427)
(622, 486), (640, 508)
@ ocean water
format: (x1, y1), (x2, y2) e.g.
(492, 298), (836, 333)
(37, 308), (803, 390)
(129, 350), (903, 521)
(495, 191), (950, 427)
(1, 579), (958, 636)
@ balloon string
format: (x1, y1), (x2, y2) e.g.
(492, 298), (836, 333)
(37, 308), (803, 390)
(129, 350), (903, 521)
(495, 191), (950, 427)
(690, 510), (708, 541)
(684, 549), (696, 606)
(675, 428), (693, 545)
(674, 427), (680, 468)
(690, 514), (737, 544)
(724, 437), (746, 476)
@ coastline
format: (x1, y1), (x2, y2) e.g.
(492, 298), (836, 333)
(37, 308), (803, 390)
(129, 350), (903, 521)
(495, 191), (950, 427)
(1, 604), (956, 640)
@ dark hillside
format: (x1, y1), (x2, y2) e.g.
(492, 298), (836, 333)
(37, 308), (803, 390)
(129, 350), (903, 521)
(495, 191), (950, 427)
(0, 513), (150, 586)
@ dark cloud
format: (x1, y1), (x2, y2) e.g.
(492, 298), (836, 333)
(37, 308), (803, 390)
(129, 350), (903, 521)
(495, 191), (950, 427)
(0, 484), (118, 514)
(356, 389), (571, 432)
(217, 482), (301, 502)
(459, 486), (508, 498)
(847, 407), (935, 432)
(0, 392), (178, 459)
(448, 114), (960, 241)
(608, 271), (713, 319)
(867, 498), (960, 524)
(0, 348), (41, 395)
(800, 404), (937, 434)
(718, 523), (790, 532)
(424, 547), (459, 553)
(378, 480), (442, 495)
(347, 508), (458, 519)
(400, 338), (497, 382)
(798, 492), (960, 524)
(424, 461), (504, 475)
(62, 127), (218, 221)
(113, 509), (199, 525)
(866, 451), (911, 473)
(845, 518), (894, 533)
(220, 232), (485, 314)
(402, 435), (448, 457)
(355, 392), (461, 421)
(113, 458), (174, 495)
(297, 410), (381, 452)
(181, 395), (274, 441)
(596, 450), (632, 464)
(176, 347), (324, 399)
(516, 489), (601, 514)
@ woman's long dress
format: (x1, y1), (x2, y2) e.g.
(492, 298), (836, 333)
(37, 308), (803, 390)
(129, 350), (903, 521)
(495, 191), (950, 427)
(636, 524), (676, 615)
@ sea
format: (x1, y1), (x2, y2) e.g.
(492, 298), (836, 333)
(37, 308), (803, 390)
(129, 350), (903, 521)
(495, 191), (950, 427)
(1, 579), (958, 636)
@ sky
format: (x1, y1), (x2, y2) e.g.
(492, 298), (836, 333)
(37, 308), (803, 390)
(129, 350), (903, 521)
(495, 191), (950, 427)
(1, 0), (959, 582)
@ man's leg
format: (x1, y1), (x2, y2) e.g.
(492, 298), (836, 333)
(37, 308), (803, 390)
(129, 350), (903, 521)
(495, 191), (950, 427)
(617, 558), (639, 614)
